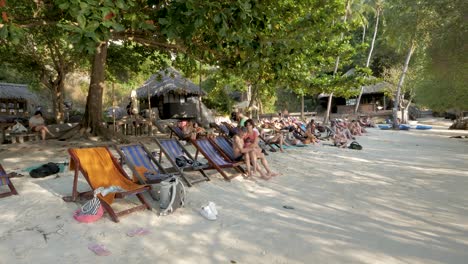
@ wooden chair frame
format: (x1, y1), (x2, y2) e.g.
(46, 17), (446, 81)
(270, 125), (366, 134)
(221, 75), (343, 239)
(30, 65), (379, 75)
(65, 146), (152, 223)
(168, 126), (187, 141)
(0, 164), (19, 198)
(114, 142), (174, 200)
(154, 138), (210, 187)
(191, 138), (244, 181)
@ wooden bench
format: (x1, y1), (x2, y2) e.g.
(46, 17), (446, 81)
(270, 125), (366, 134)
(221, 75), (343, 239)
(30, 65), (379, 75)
(8, 132), (40, 143)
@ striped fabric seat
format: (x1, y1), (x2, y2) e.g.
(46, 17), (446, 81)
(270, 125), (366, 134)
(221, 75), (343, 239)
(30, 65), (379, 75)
(118, 145), (162, 181)
(218, 124), (230, 136)
(158, 139), (185, 163)
(116, 143), (172, 200)
(0, 164), (18, 198)
(0, 174), (11, 186)
(155, 138), (210, 187)
(169, 126), (186, 140)
(213, 136), (235, 160)
(191, 138), (244, 181)
(196, 139), (230, 167)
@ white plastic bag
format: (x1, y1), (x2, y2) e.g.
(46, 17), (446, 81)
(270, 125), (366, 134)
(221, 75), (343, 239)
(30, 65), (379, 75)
(11, 122), (28, 133)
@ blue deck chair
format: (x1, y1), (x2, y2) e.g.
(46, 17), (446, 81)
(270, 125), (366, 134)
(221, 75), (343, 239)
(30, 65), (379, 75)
(115, 143), (174, 200)
(154, 138), (210, 187)
(222, 121), (276, 152)
(210, 136), (236, 160)
(0, 164), (19, 198)
(192, 138), (244, 181)
(168, 126), (187, 140)
(210, 123), (230, 136)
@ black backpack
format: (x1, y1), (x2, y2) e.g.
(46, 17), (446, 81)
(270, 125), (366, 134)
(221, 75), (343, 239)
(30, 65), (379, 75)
(30, 162), (60, 178)
(349, 141), (363, 150)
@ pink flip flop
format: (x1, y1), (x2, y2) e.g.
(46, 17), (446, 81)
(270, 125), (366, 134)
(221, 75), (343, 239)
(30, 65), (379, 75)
(126, 228), (151, 237)
(88, 244), (111, 256)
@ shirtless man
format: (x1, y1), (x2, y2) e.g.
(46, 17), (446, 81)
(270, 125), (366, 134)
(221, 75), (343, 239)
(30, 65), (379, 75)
(232, 127), (253, 176)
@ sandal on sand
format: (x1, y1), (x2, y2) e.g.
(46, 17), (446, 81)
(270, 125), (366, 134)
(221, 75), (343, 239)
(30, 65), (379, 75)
(127, 228), (151, 237)
(208, 202), (218, 216)
(88, 244), (111, 256)
(200, 205), (217, 221)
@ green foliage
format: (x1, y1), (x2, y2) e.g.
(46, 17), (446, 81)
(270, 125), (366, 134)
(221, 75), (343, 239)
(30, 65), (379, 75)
(414, 0), (468, 113)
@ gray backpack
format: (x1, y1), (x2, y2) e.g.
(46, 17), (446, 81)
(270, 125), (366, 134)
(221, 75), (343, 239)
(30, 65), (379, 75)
(159, 176), (186, 216)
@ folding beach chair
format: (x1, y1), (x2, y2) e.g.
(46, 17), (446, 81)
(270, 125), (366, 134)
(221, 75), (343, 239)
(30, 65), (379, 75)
(223, 121), (277, 152)
(191, 138), (244, 181)
(210, 123), (230, 136)
(154, 138), (210, 187)
(0, 164), (18, 198)
(209, 135), (237, 160)
(168, 125), (187, 141)
(221, 122), (237, 136)
(65, 147), (152, 223)
(114, 143), (175, 200)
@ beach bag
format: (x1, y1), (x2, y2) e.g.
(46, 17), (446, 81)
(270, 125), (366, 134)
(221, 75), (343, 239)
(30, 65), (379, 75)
(11, 121), (28, 133)
(73, 196), (104, 223)
(30, 162), (60, 178)
(175, 155), (208, 170)
(159, 176), (186, 216)
(349, 141), (363, 150)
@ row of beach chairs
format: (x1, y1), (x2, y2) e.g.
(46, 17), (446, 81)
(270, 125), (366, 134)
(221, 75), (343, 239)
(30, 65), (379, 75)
(1, 121), (281, 222)
(62, 132), (251, 222)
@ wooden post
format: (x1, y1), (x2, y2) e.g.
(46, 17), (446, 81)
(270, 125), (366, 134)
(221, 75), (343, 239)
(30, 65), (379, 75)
(112, 83), (116, 132)
(147, 83), (153, 136)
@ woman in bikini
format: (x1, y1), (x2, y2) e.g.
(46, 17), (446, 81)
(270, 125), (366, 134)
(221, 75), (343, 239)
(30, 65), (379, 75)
(243, 119), (279, 179)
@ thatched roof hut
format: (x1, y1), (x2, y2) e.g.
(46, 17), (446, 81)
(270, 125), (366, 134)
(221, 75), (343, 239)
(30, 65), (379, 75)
(318, 82), (390, 99)
(0, 83), (40, 102)
(136, 67), (205, 99)
(0, 83), (40, 117)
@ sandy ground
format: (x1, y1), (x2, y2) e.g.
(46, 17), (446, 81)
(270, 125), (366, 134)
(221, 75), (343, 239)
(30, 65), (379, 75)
(0, 119), (467, 264)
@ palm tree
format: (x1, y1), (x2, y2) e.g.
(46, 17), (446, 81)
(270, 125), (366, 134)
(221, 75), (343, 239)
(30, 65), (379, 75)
(355, 0), (383, 113)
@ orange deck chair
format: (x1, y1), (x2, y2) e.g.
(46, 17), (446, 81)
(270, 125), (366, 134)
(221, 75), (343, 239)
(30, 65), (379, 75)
(65, 146), (152, 223)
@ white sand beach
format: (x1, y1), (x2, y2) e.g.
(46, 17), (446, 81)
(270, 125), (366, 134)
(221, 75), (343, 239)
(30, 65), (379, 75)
(1, 124), (467, 264)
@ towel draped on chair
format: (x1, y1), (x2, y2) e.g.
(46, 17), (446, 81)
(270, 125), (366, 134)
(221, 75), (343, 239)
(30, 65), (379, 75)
(69, 147), (145, 204)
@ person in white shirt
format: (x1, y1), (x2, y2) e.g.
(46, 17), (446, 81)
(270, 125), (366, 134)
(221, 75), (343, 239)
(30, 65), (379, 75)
(29, 111), (54, 140)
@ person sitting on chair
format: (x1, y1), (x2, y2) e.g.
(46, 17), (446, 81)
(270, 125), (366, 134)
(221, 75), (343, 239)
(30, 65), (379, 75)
(29, 111), (55, 140)
(243, 119), (279, 179)
(191, 122), (206, 139)
(232, 127), (253, 176)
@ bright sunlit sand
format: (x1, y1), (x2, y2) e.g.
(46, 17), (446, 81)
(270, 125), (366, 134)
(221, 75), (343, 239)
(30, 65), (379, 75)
(1, 126), (467, 264)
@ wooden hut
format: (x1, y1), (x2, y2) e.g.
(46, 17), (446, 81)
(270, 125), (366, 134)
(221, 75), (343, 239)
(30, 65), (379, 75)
(136, 68), (206, 119)
(0, 83), (40, 118)
(318, 82), (392, 115)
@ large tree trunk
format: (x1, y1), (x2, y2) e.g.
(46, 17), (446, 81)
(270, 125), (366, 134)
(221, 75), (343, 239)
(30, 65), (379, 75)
(393, 41), (416, 128)
(355, 6), (381, 113)
(82, 42), (108, 134)
(324, 54), (341, 124)
(54, 72), (66, 124)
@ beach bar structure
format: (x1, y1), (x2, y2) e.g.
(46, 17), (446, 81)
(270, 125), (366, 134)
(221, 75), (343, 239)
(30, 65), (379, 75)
(0, 83), (40, 117)
(136, 68), (206, 120)
(318, 82), (392, 115)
